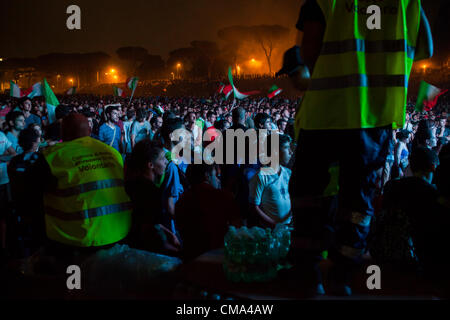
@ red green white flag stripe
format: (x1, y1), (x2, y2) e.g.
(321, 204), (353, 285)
(415, 81), (448, 112)
(42, 78), (60, 124)
(227, 67), (259, 100)
(156, 106), (164, 114)
(10, 81), (43, 99)
(223, 85), (233, 100)
(126, 77), (139, 90)
(10, 81), (23, 98)
(217, 83), (226, 94)
(66, 86), (77, 95)
(27, 82), (43, 98)
(267, 85), (282, 99)
(113, 86), (126, 97)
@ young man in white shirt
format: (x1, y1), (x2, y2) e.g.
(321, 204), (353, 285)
(249, 133), (293, 228)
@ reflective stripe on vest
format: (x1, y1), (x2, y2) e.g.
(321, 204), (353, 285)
(320, 39), (415, 60)
(50, 178), (124, 197)
(45, 201), (133, 221)
(309, 74), (407, 91)
(296, 0), (421, 132)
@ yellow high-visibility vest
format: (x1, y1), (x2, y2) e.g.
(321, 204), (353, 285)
(43, 136), (132, 247)
(296, 0), (421, 132)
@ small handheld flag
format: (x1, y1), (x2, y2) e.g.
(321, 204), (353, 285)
(415, 81), (448, 112)
(66, 86), (77, 95)
(126, 76), (139, 104)
(227, 67), (259, 100)
(126, 77), (139, 91)
(267, 85), (283, 99)
(42, 79), (60, 124)
(113, 86), (126, 97)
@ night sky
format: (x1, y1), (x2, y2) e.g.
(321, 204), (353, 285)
(0, 0), (447, 60)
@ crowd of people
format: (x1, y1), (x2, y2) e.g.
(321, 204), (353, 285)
(0, 90), (449, 296)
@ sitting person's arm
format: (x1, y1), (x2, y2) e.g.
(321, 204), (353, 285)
(156, 224), (181, 252)
(251, 204), (278, 229)
(0, 146), (16, 162)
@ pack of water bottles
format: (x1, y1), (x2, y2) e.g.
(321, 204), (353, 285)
(223, 225), (291, 283)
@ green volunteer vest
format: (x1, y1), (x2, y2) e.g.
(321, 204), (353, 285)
(297, 0), (421, 131)
(43, 136), (132, 247)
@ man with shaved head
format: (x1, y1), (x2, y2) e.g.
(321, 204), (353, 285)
(35, 113), (132, 268)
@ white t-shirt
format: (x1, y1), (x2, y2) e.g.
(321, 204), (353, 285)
(0, 131), (13, 185)
(249, 166), (292, 224)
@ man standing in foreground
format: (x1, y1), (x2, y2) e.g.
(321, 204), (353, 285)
(279, 0), (433, 295)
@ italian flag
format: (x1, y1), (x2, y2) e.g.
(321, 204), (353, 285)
(10, 81), (43, 98)
(415, 81), (448, 112)
(113, 86), (126, 97)
(126, 77), (139, 91)
(42, 79), (59, 124)
(156, 105), (164, 115)
(267, 85), (283, 99)
(228, 67), (259, 99)
(25, 82), (42, 99)
(66, 86), (77, 95)
(222, 85), (233, 100)
(10, 81), (24, 98)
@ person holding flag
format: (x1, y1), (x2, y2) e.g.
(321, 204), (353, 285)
(126, 77), (139, 103)
(278, 0), (434, 296)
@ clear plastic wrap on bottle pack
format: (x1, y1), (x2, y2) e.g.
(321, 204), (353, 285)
(223, 225), (291, 283)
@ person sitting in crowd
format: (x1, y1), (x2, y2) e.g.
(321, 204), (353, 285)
(392, 130), (411, 179)
(7, 127), (47, 257)
(45, 104), (72, 145)
(158, 117), (186, 239)
(175, 164), (241, 261)
(248, 133), (293, 228)
(5, 111), (26, 154)
(26, 113), (132, 274)
(17, 98), (41, 128)
(124, 139), (181, 255)
(254, 113), (272, 132)
(412, 119), (433, 151)
(370, 147), (441, 272)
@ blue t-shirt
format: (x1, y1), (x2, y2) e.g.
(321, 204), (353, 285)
(25, 114), (41, 127)
(99, 123), (121, 152)
(131, 120), (151, 145)
(160, 161), (184, 232)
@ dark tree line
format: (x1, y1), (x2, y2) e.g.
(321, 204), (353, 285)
(1, 24), (290, 84)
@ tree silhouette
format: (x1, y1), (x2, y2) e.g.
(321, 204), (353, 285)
(137, 54), (165, 80)
(218, 25), (290, 74)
